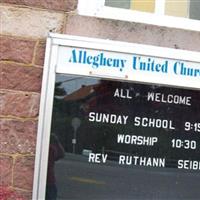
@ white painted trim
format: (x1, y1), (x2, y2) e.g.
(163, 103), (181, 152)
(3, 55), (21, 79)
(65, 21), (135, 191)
(78, 0), (200, 32)
(51, 33), (200, 89)
(155, 0), (165, 15)
(78, 0), (105, 15)
(32, 36), (52, 200)
(37, 45), (57, 199)
(32, 38), (58, 200)
(50, 33), (200, 63)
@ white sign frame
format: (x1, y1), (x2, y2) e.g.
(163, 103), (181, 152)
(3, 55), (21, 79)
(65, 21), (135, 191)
(32, 33), (200, 200)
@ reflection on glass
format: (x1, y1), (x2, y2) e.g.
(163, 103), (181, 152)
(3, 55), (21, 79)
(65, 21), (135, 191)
(105, 0), (131, 9)
(165, 0), (189, 18)
(105, 0), (200, 20)
(105, 0), (155, 13)
(189, 0), (200, 20)
(45, 74), (200, 200)
(131, 0), (155, 13)
(46, 134), (65, 200)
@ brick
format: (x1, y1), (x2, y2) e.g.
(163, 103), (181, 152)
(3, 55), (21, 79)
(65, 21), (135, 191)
(0, 5), (65, 38)
(0, 156), (13, 186)
(65, 15), (200, 51)
(1, 0), (78, 12)
(0, 36), (35, 64)
(0, 91), (40, 118)
(0, 62), (43, 92)
(13, 156), (35, 190)
(0, 187), (31, 200)
(0, 119), (37, 154)
(34, 41), (46, 66)
(13, 189), (32, 200)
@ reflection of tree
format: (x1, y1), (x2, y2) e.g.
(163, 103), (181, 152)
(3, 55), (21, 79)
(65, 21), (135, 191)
(54, 82), (66, 96)
(51, 82), (68, 150)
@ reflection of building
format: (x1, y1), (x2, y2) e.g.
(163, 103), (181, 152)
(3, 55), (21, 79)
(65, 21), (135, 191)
(105, 0), (200, 19)
(64, 84), (98, 113)
(64, 84), (97, 101)
(64, 81), (129, 113)
(63, 78), (200, 118)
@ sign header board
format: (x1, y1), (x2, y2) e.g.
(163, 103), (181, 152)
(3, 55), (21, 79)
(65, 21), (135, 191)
(55, 35), (200, 89)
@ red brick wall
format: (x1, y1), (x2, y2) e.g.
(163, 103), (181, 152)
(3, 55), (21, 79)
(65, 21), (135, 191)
(0, 1), (78, 199)
(0, 36), (44, 199)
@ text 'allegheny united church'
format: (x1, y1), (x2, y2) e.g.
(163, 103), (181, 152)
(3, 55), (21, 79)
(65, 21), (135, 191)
(68, 49), (200, 77)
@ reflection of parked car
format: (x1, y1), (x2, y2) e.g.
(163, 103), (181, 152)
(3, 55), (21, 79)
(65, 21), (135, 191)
(105, 150), (134, 161)
(165, 159), (177, 168)
(82, 149), (92, 156)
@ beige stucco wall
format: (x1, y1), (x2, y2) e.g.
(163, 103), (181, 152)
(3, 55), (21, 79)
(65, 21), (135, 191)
(1, 4), (200, 50)
(64, 15), (200, 51)
(165, 0), (188, 17)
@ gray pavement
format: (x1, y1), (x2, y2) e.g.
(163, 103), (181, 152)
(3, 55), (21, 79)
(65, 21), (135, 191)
(55, 153), (200, 200)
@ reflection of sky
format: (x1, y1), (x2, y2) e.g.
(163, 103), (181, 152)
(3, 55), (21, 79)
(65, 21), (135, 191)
(56, 74), (99, 95)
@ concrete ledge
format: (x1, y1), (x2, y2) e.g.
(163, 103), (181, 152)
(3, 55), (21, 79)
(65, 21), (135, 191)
(1, 0), (78, 12)
(65, 15), (200, 52)
(0, 5), (65, 38)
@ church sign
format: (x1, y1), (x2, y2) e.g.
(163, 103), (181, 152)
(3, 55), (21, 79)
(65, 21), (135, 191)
(33, 33), (200, 200)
